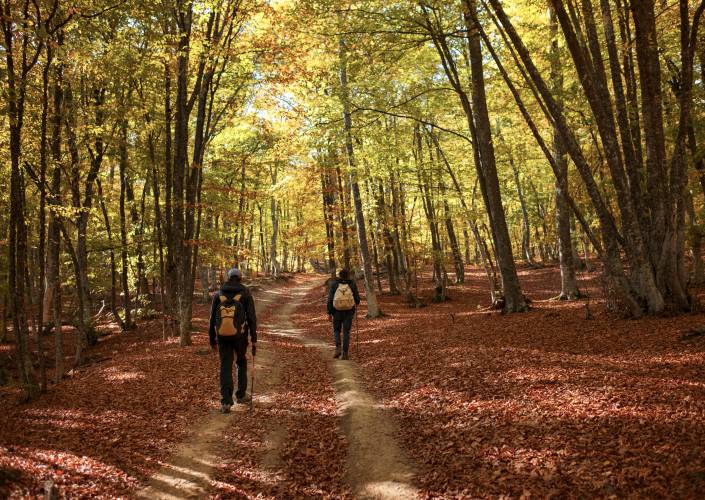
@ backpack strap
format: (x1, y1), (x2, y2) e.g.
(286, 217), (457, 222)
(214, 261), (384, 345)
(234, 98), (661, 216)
(220, 293), (242, 302)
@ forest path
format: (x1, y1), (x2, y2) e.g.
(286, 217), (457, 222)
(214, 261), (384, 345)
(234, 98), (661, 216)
(136, 282), (287, 499)
(137, 277), (418, 498)
(274, 282), (419, 499)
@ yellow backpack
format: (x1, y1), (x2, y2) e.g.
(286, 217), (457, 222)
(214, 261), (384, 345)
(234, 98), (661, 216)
(217, 294), (246, 336)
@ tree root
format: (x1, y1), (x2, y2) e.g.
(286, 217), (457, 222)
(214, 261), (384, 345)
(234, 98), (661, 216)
(680, 326), (705, 342)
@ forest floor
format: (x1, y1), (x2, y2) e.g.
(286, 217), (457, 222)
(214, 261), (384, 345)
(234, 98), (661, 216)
(2, 265), (705, 498)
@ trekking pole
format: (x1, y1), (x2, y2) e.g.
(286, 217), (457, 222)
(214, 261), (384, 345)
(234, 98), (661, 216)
(355, 308), (359, 355)
(250, 352), (255, 413)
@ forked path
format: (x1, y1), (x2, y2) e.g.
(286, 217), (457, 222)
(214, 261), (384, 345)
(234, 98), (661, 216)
(138, 279), (418, 498)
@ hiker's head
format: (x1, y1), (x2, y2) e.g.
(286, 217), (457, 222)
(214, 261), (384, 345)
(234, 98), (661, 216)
(227, 267), (242, 282)
(338, 269), (350, 280)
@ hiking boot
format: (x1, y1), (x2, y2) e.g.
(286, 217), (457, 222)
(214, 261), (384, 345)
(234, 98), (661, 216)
(341, 352), (349, 360)
(236, 395), (252, 405)
(220, 404), (231, 414)
(333, 348), (341, 359)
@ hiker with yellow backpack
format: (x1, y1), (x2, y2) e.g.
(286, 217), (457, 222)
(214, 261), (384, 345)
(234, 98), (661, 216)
(327, 269), (361, 360)
(209, 268), (257, 413)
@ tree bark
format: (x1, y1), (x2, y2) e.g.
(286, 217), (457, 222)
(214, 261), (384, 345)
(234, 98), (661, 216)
(321, 165), (337, 278)
(48, 38), (64, 382)
(270, 164), (280, 277)
(335, 164), (353, 271)
(97, 180), (126, 331)
(118, 115), (134, 330)
(462, 0), (526, 311)
(549, 5), (580, 299)
(338, 27), (381, 317)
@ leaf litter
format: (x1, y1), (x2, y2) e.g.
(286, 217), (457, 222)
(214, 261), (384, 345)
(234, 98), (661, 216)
(2, 267), (705, 498)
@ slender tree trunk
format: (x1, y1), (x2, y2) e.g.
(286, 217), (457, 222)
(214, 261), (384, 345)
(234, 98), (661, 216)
(416, 128), (445, 297)
(335, 164), (352, 271)
(118, 116), (133, 330)
(463, 0), (527, 311)
(686, 191), (705, 284)
(34, 45), (54, 392)
(505, 144), (535, 267)
(236, 158), (247, 256)
(97, 180), (126, 331)
(321, 166), (337, 278)
(1, 293), (8, 344)
(126, 175), (147, 301)
(3, 18), (37, 397)
(270, 164), (280, 277)
(337, 27), (381, 317)
(48, 41), (64, 382)
(376, 179), (399, 293)
(65, 84), (103, 345)
(549, 5), (580, 299)
(172, 1), (194, 346)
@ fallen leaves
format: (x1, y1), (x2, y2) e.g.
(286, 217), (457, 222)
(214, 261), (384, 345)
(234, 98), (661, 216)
(3, 267), (705, 497)
(293, 265), (705, 498)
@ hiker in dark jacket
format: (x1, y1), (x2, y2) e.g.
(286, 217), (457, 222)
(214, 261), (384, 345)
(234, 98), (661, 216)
(327, 269), (361, 360)
(209, 267), (257, 413)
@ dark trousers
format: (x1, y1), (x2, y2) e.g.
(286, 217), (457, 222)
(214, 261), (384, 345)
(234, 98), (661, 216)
(333, 311), (354, 353)
(218, 335), (248, 405)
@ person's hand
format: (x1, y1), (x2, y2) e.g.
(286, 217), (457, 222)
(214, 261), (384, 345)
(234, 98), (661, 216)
(211, 343), (218, 354)
(251, 343), (257, 357)
(328, 314), (333, 323)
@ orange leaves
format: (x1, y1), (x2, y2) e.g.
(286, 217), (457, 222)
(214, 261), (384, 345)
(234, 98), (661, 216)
(293, 265), (705, 498)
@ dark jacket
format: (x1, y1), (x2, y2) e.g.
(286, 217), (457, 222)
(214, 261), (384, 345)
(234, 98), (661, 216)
(327, 278), (361, 317)
(209, 278), (257, 346)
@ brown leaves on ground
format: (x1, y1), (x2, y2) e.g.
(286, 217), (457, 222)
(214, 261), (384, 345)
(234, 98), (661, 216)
(0, 307), (221, 498)
(293, 265), (705, 498)
(3, 267), (705, 498)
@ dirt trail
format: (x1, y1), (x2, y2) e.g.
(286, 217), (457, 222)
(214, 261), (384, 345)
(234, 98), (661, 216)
(136, 286), (284, 499)
(138, 278), (417, 498)
(272, 283), (419, 499)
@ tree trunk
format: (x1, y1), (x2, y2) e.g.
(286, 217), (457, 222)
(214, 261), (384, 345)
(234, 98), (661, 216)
(97, 180), (126, 331)
(462, 0), (527, 312)
(376, 179), (399, 293)
(65, 83), (101, 345)
(35, 45), (54, 392)
(549, 5), (580, 299)
(505, 142), (535, 267)
(118, 116), (133, 330)
(1, 293), (8, 344)
(270, 164), (280, 277)
(686, 191), (705, 284)
(335, 164), (353, 271)
(416, 127), (445, 298)
(338, 27), (381, 317)
(3, 17), (37, 397)
(321, 166), (337, 278)
(171, 1), (194, 346)
(48, 42), (64, 382)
